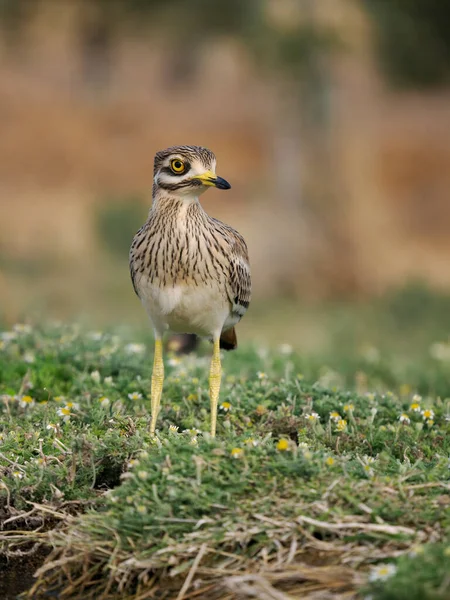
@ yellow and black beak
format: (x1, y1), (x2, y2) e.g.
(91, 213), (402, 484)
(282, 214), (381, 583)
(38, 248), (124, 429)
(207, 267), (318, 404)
(191, 170), (231, 190)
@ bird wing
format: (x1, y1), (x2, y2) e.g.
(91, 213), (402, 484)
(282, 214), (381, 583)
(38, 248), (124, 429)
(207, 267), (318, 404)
(129, 224), (148, 298)
(226, 229), (251, 319)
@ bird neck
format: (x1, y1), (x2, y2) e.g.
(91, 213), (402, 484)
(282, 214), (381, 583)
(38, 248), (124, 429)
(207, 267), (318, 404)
(150, 192), (204, 216)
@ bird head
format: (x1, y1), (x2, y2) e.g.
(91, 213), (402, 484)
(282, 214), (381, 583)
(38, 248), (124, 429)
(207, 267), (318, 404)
(153, 145), (231, 198)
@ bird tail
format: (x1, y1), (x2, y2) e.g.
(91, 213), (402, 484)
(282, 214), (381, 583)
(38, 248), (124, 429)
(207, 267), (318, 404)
(219, 327), (237, 351)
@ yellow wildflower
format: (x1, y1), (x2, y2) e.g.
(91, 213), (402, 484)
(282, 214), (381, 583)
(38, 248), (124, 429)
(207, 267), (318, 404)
(276, 439), (289, 451)
(230, 447), (244, 459)
(335, 419), (347, 432)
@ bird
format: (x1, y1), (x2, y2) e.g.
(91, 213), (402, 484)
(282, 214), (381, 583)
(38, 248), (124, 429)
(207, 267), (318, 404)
(129, 145), (251, 437)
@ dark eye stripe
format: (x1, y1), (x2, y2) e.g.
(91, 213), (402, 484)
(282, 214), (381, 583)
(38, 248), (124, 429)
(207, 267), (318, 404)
(158, 179), (200, 191)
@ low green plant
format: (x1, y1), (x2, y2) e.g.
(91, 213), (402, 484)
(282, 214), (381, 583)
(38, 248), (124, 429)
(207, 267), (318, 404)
(0, 322), (449, 598)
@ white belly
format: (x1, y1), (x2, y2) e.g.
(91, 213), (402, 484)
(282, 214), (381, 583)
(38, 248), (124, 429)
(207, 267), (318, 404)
(138, 278), (234, 337)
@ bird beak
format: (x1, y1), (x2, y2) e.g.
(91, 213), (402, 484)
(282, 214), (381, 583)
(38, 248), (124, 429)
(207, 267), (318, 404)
(191, 170), (231, 190)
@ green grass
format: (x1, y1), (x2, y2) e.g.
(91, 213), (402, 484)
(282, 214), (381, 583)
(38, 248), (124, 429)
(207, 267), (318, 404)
(0, 319), (449, 599)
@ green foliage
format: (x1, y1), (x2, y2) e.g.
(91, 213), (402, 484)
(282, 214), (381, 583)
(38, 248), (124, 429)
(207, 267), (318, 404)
(364, 0), (450, 88)
(364, 542), (450, 600)
(95, 196), (146, 259)
(0, 320), (449, 597)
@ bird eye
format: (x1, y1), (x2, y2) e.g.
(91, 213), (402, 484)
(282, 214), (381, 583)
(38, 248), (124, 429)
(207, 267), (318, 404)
(170, 159), (185, 174)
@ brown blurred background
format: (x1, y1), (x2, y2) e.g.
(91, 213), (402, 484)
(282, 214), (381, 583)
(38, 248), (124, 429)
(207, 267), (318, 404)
(1, 0), (450, 347)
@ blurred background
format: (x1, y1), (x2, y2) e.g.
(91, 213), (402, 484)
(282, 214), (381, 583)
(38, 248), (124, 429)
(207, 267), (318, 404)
(1, 0), (450, 353)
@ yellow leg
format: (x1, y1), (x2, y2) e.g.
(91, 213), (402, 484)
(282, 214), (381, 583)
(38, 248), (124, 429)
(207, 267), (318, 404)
(209, 338), (222, 437)
(150, 338), (164, 435)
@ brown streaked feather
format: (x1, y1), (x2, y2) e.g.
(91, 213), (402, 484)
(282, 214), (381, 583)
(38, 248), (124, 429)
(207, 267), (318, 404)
(220, 327), (237, 351)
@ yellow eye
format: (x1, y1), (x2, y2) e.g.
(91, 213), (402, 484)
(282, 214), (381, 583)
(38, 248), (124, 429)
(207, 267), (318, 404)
(170, 159), (185, 174)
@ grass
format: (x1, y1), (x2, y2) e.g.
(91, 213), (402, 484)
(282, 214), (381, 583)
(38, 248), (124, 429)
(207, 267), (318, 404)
(0, 311), (449, 599)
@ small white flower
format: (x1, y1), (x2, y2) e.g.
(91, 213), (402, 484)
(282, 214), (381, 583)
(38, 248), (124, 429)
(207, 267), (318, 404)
(368, 563), (397, 582)
(128, 391), (142, 401)
(19, 395), (35, 408)
(99, 396), (110, 408)
(137, 470), (148, 481)
(23, 351), (35, 364)
(104, 376), (113, 386)
(90, 370), (101, 383)
(13, 323), (32, 334)
(169, 424), (179, 433)
(257, 371), (267, 380)
(168, 357), (181, 367)
(12, 470), (24, 479)
(399, 413), (410, 424)
(1, 331), (17, 342)
(306, 412), (320, 422)
(125, 343), (145, 355)
(46, 423), (58, 432)
(421, 408), (435, 420)
(244, 437), (259, 447)
(128, 459), (140, 469)
(190, 436), (198, 446)
(57, 407), (72, 421)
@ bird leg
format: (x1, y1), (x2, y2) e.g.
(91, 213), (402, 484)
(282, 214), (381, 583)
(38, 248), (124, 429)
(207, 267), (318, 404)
(150, 338), (164, 435)
(209, 338), (222, 437)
